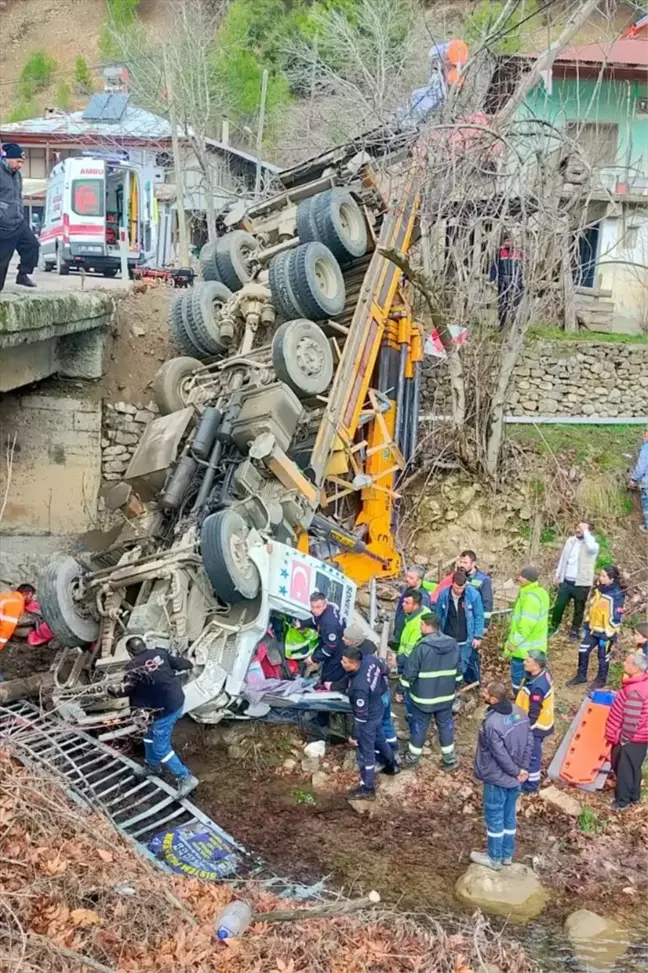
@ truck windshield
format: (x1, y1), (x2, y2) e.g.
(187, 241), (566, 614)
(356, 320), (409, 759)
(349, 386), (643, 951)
(72, 179), (104, 217)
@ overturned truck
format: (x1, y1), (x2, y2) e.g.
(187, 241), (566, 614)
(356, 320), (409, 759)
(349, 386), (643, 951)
(39, 136), (426, 729)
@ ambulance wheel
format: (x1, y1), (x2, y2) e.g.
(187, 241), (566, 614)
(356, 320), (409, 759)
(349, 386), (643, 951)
(287, 242), (345, 320)
(272, 319), (334, 397)
(153, 356), (203, 414)
(56, 246), (70, 276)
(39, 557), (100, 647)
(215, 231), (257, 291)
(200, 509), (260, 603)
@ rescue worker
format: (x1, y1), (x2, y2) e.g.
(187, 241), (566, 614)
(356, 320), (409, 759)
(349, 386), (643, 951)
(567, 564), (625, 689)
(434, 570), (484, 687)
(605, 651), (648, 810)
(395, 588), (426, 690)
(391, 565), (432, 650)
(550, 521), (599, 642)
(0, 143), (39, 291)
(282, 620), (319, 669)
(294, 591), (345, 684)
(432, 551), (493, 630)
(514, 650), (554, 792)
(503, 566), (549, 693)
(471, 681), (533, 871)
(342, 645), (400, 800)
(111, 636), (198, 798)
(398, 612), (461, 770)
(0, 583), (36, 679)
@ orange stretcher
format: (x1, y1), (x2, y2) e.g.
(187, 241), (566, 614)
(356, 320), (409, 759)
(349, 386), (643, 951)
(548, 692), (614, 791)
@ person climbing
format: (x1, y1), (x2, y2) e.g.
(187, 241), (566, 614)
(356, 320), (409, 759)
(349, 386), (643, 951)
(628, 426), (648, 533)
(109, 636), (198, 798)
(342, 646), (400, 800)
(550, 521), (599, 642)
(567, 565), (625, 689)
(0, 583), (36, 680)
(514, 650), (554, 792)
(398, 612), (460, 770)
(503, 567), (549, 693)
(605, 651), (648, 810)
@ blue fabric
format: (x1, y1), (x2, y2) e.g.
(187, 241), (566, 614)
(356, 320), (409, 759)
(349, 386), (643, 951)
(144, 708), (190, 779)
(459, 640), (481, 685)
(435, 585), (485, 643)
(408, 701), (454, 752)
(577, 631), (615, 681)
(522, 736), (543, 792)
(380, 689), (397, 749)
(510, 657), (526, 693)
(631, 441), (648, 487)
(641, 486), (648, 529)
(484, 782), (521, 862)
(474, 702), (533, 788)
(357, 716), (393, 790)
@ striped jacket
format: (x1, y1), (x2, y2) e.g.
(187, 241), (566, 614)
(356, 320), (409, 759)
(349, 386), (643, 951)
(401, 631), (461, 711)
(504, 581), (549, 660)
(605, 672), (648, 745)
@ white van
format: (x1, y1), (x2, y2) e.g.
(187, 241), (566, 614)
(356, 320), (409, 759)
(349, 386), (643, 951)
(40, 155), (157, 276)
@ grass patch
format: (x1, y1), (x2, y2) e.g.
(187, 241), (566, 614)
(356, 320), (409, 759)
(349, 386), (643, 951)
(292, 789), (317, 806)
(540, 525), (557, 544)
(607, 662), (624, 690)
(575, 476), (631, 522)
(578, 806), (605, 835)
(527, 324), (648, 345)
(508, 424), (641, 471)
(19, 50), (57, 98)
(594, 531), (615, 569)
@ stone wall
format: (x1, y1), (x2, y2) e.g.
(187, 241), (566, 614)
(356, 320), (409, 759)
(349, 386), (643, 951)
(102, 400), (159, 481)
(421, 339), (648, 418)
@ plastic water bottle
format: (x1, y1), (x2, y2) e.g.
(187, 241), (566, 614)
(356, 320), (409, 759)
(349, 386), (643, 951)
(214, 901), (252, 941)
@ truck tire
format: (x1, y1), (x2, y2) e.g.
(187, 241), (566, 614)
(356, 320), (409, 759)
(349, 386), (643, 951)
(200, 509), (260, 603)
(56, 246), (70, 276)
(179, 292), (213, 359)
(39, 557), (100, 647)
(168, 293), (205, 359)
(296, 195), (318, 243)
(312, 188), (367, 262)
(153, 356), (203, 414)
(287, 242), (345, 320)
(187, 282), (230, 356)
(268, 250), (305, 320)
(199, 241), (221, 281)
(215, 230), (257, 291)
(272, 319), (334, 398)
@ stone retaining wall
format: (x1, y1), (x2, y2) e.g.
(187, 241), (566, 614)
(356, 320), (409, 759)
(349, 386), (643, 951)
(102, 400), (159, 481)
(421, 339), (648, 418)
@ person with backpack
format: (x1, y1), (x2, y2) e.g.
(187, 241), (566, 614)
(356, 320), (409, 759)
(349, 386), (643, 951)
(567, 565), (625, 689)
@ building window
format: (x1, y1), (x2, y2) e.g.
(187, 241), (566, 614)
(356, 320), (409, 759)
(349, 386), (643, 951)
(565, 122), (619, 168)
(24, 147), (46, 178)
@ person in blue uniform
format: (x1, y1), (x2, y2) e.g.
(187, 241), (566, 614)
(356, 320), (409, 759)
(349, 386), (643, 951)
(341, 646), (400, 799)
(294, 590), (345, 684)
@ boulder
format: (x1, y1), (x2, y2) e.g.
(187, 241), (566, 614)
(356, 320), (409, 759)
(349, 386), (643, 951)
(455, 863), (548, 922)
(539, 784), (581, 818)
(564, 909), (629, 971)
(311, 771), (329, 792)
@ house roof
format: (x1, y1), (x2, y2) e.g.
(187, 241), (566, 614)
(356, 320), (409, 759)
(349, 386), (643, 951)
(553, 37), (648, 70)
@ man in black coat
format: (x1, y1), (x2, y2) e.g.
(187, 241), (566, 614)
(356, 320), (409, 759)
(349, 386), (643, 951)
(0, 143), (39, 291)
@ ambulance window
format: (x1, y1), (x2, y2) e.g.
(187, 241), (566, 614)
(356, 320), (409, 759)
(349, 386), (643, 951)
(72, 179), (104, 217)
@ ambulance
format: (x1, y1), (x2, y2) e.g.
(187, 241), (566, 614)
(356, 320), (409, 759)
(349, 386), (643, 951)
(40, 155), (157, 276)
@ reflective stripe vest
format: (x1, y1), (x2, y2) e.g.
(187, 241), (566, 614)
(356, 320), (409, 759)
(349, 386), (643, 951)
(397, 609), (424, 660)
(0, 590), (26, 649)
(515, 669), (554, 736)
(585, 583), (625, 638)
(284, 624), (318, 660)
(505, 581), (549, 659)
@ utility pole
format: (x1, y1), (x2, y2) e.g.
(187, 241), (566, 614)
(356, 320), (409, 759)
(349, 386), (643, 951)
(254, 69), (269, 199)
(163, 47), (190, 266)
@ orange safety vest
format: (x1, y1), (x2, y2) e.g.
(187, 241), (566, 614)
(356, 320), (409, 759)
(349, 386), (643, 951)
(0, 590), (26, 650)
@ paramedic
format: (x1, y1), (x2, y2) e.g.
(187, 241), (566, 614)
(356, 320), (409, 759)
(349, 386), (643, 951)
(112, 637), (198, 798)
(0, 143), (39, 291)
(514, 650), (554, 792)
(294, 591), (345, 684)
(342, 646), (400, 800)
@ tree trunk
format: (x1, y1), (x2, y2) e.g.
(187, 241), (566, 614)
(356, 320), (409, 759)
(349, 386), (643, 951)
(484, 316), (526, 477)
(0, 671), (54, 704)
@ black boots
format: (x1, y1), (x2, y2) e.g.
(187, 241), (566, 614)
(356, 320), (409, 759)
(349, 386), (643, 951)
(16, 273), (36, 288)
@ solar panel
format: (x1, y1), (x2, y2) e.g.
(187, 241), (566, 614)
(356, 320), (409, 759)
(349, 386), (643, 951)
(82, 93), (129, 122)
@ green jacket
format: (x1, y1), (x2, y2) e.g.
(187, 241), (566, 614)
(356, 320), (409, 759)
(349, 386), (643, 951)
(397, 609), (425, 663)
(505, 581), (549, 659)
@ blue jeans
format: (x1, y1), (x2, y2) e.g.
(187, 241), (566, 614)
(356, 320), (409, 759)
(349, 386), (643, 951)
(483, 781), (521, 862)
(459, 640), (481, 685)
(641, 486), (648, 529)
(510, 658), (526, 693)
(380, 689), (397, 751)
(143, 708), (190, 779)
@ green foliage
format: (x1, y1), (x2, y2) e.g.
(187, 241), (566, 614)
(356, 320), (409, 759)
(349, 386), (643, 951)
(578, 806), (604, 834)
(508, 424), (641, 471)
(594, 531), (614, 571)
(98, 23), (121, 61)
(74, 56), (94, 93)
(292, 788), (317, 805)
(527, 324), (648, 345)
(464, 0), (538, 55)
(540, 525), (557, 544)
(107, 0), (140, 28)
(55, 81), (72, 111)
(19, 50), (57, 98)
(4, 98), (39, 124)
(607, 661), (624, 691)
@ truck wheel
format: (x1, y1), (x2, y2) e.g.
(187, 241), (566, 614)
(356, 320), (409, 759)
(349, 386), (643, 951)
(56, 246), (70, 276)
(312, 189), (367, 262)
(296, 195), (318, 243)
(168, 293), (205, 359)
(201, 509), (260, 603)
(268, 249), (305, 320)
(215, 230), (257, 291)
(39, 557), (100, 647)
(153, 356), (203, 414)
(272, 319), (334, 397)
(188, 282), (230, 356)
(287, 242), (345, 320)
(199, 241), (221, 282)
(102, 268), (118, 278)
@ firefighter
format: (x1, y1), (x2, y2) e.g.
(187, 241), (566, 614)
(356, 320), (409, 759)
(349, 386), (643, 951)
(342, 645), (400, 800)
(294, 591), (345, 684)
(0, 583), (36, 679)
(514, 650), (554, 792)
(110, 637), (198, 798)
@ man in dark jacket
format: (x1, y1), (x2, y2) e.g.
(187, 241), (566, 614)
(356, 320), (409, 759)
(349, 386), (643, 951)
(0, 143), (39, 291)
(398, 612), (461, 769)
(471, 681), (533, 871)
(295, 590), (346, 684)
(113, 636), (198, 798)
(342, 646), (400, 799)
